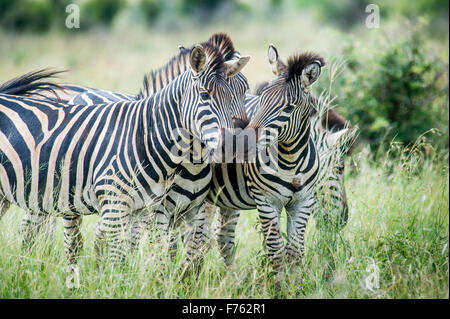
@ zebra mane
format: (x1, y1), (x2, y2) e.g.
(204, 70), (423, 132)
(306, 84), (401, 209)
(285, 52), (326, 82)
(254, 81), (269, 95)
(0, 69), (66, 102)
(136, 48), (191, 99)
(206, 32), (236, 61)
(137, 33), (236, 99)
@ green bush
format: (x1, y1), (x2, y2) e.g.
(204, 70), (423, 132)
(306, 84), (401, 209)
(0, 0), (53, 32)
(81, 0), (125, 29)
(326, 30), (448, 151)
(139, 0), (164, 25)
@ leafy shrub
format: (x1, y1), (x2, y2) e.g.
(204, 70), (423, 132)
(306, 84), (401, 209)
(0, 0), (53, 32)
(81, 0), (125, 29)
(325, 29), (448, 152)
(139, 0), (164, 25)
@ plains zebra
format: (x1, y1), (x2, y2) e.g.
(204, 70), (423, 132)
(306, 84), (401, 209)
(200, 45), (327, 271)
(0, 42), (249, 265)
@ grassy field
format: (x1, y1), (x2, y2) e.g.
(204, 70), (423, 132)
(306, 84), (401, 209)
(0, 145), (448, 298)
(0, 17), (448, 298)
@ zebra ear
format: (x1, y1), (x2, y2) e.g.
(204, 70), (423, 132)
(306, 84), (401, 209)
(327, 128), (349, 148)
(189, 44), (207, 74)
(268, 44), (286, 76)
(301, 61), (322, 87)
(327, 126), (358, 154)
(225, 55), (251, 77)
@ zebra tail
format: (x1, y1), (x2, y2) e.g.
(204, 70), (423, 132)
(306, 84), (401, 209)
(0, 68), (68, 102)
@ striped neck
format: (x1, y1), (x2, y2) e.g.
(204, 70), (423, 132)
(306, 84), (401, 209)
(137, 71), (192, 169)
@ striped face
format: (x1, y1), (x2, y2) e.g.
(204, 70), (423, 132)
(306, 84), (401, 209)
(247, 46), (325, 150)
(182, 72), (234, 151)
(181, 44), (250, 157)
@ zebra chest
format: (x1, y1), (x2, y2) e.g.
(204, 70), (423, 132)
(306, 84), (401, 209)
(164, 162), (212, 213)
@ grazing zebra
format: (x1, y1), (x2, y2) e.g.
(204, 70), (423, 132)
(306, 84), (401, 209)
(0, 42), (249, 265)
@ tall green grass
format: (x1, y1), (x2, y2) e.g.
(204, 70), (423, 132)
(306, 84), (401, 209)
(0, 143), (447, 298)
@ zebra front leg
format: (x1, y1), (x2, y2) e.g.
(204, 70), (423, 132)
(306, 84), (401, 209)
(129, 209), (151, 252)
(95, 205), (131, 264)
(216, 208), (240, 266)
(20, 210), (52, 251)
(183, 203), (207, 272)
(167, 213), (183, 261)
(63, 215), (83, 265)
(285, 196), (315, 269)
(253, 194), (285, 271)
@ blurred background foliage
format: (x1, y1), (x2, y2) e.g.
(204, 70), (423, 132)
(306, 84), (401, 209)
(0, 0), (448, 152)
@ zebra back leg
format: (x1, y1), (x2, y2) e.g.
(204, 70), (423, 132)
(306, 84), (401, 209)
(216, 207), (240, 266)
(63, 215), (84, 265)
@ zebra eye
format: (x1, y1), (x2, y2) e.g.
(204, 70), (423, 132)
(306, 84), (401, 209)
(200, 92), (210, 100)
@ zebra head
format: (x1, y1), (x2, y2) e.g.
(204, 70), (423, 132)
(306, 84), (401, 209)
(207, 33), (251, 128)
(182, 43), (250, 157)
(247, 45), (325, 150)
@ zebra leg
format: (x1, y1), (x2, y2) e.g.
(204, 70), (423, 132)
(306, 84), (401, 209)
(168, 213), (182, 261)
(20, 210), (51, 250)
(204, 203), (217, 249)
(96, 206), (131, 264)
(0, 197), (10, 219)
(285, 195), (316, 268)
(216, 207), (240, 266)
(253, 192), (285, 271)
(153, 206), (171, 245)
(182, 203), (207, 271)
(129, 209), (151, 252)
(63, 215), (83, 265)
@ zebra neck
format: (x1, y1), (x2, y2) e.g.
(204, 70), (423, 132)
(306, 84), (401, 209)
(137, 72), (192, 170)
(276, 104), (313, 170)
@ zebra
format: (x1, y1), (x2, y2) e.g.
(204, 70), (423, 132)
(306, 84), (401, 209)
(3, 41), (353, 273)
(200, 45), (327, 271)
(0, 42), (250, 266)
(17, 34), (253, 265)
